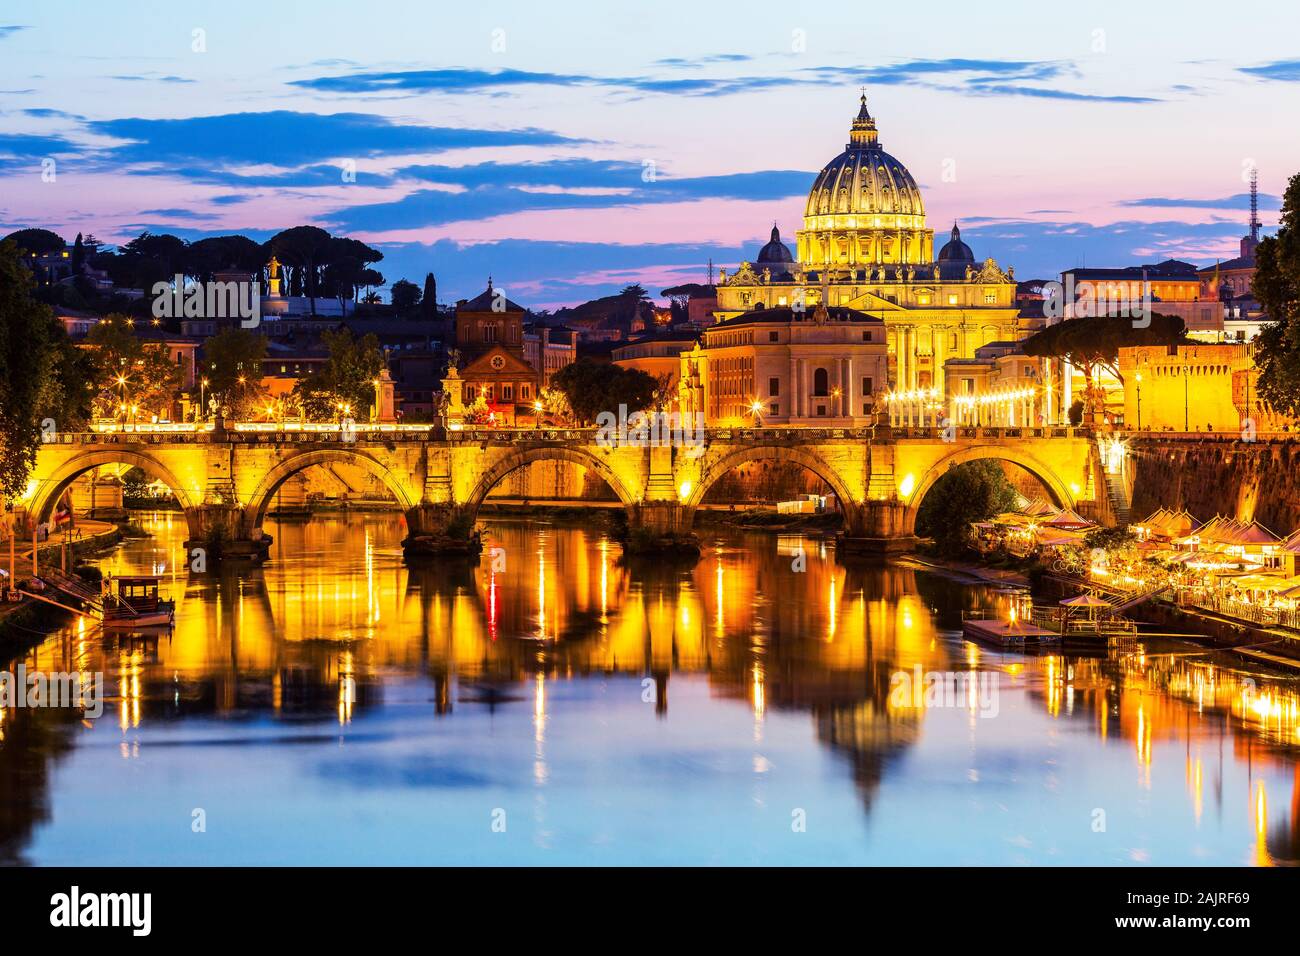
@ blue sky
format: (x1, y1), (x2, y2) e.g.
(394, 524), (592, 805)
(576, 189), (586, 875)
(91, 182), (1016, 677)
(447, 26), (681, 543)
(2, 1), (1298, 307)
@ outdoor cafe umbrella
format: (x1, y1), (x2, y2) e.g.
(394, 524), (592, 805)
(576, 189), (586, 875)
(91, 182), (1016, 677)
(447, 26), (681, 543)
(1060, 592), (1111, 621)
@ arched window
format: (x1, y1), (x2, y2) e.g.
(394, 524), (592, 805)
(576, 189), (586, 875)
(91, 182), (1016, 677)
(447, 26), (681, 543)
(813, 367), (829, 396)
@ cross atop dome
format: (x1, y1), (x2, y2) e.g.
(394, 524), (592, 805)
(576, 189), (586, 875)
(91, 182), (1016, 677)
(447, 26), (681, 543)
(849, 90), (879, 148)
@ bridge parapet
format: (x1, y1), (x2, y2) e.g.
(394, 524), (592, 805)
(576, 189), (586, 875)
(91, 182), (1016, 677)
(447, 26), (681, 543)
(26, 423), (1108, 563)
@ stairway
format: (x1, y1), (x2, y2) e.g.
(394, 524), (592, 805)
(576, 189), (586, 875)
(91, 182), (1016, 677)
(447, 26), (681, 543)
(32, 567), (104, 614)
(1104, 469), (1131, 525)
(1111, 583), (1170, 614)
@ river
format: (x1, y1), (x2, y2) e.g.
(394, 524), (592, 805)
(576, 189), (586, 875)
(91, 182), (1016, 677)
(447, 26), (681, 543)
(1, 511), (1297, 865)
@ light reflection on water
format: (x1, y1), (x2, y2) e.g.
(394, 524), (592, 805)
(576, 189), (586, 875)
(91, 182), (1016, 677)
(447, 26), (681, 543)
(1, 511), (1297, 865)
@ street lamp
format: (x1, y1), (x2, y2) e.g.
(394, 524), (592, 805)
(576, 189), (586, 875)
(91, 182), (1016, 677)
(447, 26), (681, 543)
(199, 377), (209, 423)
(1182, 365), (1189, 432)
(750, 400), (764, 426)
(1135, 372), (1142, 431)
(533, 400), (543, 430)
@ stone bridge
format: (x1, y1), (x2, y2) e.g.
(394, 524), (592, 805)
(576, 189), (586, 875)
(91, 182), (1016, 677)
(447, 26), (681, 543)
(22, 423), (1103, 560)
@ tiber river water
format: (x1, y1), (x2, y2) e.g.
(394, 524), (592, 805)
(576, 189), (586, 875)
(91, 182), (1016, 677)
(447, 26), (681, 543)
(1, 512), (1297, 865)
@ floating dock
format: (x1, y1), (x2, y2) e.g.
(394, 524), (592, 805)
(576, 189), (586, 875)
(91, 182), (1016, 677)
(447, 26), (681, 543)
(962, 619), (1059, 646)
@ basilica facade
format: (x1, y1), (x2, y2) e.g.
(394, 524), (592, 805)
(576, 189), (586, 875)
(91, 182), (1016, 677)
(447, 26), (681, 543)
(713, 93), (1025, 397)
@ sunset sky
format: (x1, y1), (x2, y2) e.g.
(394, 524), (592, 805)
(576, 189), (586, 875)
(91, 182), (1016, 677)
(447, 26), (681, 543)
(3, 0), (1298, 308)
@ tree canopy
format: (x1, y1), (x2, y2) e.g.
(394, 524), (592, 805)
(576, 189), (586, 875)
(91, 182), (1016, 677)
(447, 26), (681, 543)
(550, 358), (658, 425)
(0, 239), (60, 499)
(291, 328), (383, 421)
(83, 316), (183, 419)
(1254, 172), (1300, 417)
(914, 460), (1020, 557)
(3, 228), (65, 256)
(1022, 312), (1187, 418)
(390, 278), (421, 312)
(202, 327), (269, 418)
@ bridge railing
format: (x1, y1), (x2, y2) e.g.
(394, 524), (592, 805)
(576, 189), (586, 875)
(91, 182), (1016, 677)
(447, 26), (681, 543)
(887, 425), (1086, 440)
(45, 423), (1093, 446)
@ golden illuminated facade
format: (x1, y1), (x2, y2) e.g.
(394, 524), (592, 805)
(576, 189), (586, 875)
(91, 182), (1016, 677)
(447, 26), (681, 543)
(715, 93), (1025, 395)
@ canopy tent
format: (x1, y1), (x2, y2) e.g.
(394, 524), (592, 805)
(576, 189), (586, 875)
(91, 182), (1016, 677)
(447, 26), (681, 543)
(1042, 507), (1094, 530)
(1177, 515), (1236, 547)
(1019, 497), (1061, 518)
(1037, 533), (1083, 547)
(993, 512), (1035, 527)
(1226, 521), (1283, 547)
(1135, 508), (1198, 539)
(1060, 593), (1112, 607)
(1060, 592), (1112, 621)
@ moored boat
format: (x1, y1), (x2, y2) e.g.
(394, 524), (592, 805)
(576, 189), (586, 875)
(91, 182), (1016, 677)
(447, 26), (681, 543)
(102, 574), (175, 631)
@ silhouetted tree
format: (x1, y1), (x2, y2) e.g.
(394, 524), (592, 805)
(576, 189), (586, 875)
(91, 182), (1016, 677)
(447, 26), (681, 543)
(1254, 172), (1300, 417)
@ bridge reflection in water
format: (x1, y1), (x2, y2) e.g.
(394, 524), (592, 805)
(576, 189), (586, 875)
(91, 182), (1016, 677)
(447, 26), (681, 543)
(2, 511), (1298, 865)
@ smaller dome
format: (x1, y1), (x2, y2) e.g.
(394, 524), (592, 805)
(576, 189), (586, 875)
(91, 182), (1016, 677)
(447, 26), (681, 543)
(937, 222), (974, 262)
(756, 224), (794, 265)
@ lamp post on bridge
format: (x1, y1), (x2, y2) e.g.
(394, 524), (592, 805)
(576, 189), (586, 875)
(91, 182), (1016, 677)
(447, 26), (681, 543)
(1181, 365), (1189, 432)
(1135, 372), (1142, 432)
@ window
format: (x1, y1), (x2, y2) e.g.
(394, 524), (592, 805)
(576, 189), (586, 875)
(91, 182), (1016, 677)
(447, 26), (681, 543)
(813, 367), (829, 396)
(950, 333), (958, 350)
(948, 294), (959, 305)
(769, 376), (780, 397)
(769, 402), (779, 415)
(863, 402), (871, 414)
(816, 405), (826, 416)
(769, 330), (779, 342)
(861, 376), (873, 395)
(983, 290), (996, 304)
(862, 330), (872, 342)
(503, 385), (513, 401)
(521, 384), (530, 399)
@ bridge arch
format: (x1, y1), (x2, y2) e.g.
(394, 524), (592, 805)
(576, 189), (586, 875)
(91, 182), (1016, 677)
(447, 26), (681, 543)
(462, 446), (639, 520)
(243, 449), (420, 531)
(902, 443), (1075, 536)
(28, 448), (204, 539)
(683, 444), (860, 527)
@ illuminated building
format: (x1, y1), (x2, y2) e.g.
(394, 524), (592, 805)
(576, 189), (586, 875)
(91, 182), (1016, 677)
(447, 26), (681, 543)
(1119, 342), (1295, 433)
(677, 303), (889, 426)
(932, 341), (1044, 427)
(714, 93), (1024, 395)
(611, 331), (698, 404)
(522, 325), (577, 388)
(455, 280), (541, 418)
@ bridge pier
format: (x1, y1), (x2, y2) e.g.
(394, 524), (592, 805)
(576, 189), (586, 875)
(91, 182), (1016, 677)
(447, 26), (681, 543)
(402, 503), (482, 559)
(836, 500), (917, 555)
(183, 503), (271, 565)
(622, 502), (701, 558)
